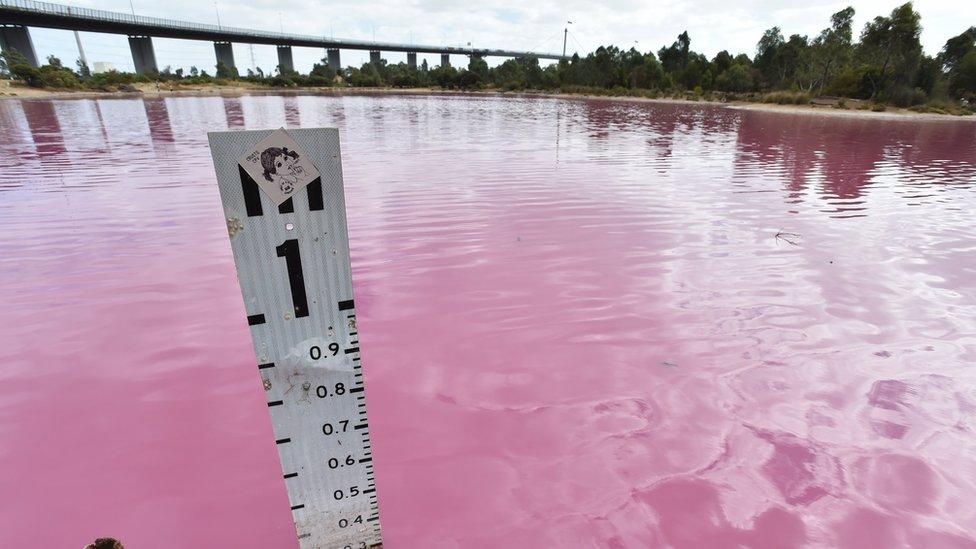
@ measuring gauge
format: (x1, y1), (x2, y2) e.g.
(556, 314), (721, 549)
(208, 128), (380, 549)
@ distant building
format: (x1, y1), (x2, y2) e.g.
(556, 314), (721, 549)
(92, 61), (116, 74)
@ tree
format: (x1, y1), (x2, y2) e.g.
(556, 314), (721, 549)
(629, 52), (666, 89)
(755, 27), (785, 88)
(914, 55), (941, 95)
(939, 27), (976, 98)
(346, 62), (383, 86)
(949, 50), (976, 99)
(468, 56), (489, 80)
(76, 57), (91, 79)
(857, 2), (923, 99)
(430, 64), (458, 88)
(658, 31), (690, 74)
(216, 60), (238, 78)
(811, 7), (855, 91)
(493, 58), (525, 89)
(310, 59), (336, 82)
(1, 50), (38, 84)
(781, 34), (813, 90)
(455, 69), (482, 89)
(938, 26), (976, 72)
(715, 62), (754, 92)
(711, 50), (734, 75)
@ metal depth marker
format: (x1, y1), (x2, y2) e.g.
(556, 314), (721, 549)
(208, 128), (380, 549)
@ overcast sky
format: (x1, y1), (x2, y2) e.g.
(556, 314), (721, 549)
(28, 0), (975, 75)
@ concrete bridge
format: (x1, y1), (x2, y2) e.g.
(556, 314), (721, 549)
(0, 0), (566, 74)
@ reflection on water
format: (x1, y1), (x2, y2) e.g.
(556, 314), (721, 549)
(0, 94), (974, 548)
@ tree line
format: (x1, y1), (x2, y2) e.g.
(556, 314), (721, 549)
(1, 2), (973, 110)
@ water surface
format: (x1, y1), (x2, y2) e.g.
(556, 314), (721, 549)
(1, 94), (975, 548)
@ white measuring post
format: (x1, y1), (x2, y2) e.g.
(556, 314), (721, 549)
(208, 128), (381, 549)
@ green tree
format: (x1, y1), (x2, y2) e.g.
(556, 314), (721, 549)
(857, 2), (923, 99)
(76, 58), (91, 79)
(216, 60), (238, 78)
(949, 50), (976, 99)
(0, 50), (35, 81)
(629, 52), (666, 89)
(755, 27), (785, 88)
(938, 26), (976, 72)
(811, 7), (855, 91)
(493, 58), (526, 89)
(658, 31), (691, 74)
(939, 27), (976, 99)
(468, 56), (489, 80)
(781, 34), (814, 90)
(430, 65), (457, 88)
(711, 50), (734, 75)
(310, 60), (336, 82)
(914, 55), (941, 95)
(715, 62), (754, 92)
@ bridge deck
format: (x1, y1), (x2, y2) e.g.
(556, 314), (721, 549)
(0, 0), (565, 59)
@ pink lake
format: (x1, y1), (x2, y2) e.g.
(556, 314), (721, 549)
(1, 94), (975, 548)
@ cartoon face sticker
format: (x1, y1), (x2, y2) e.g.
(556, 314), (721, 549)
(239, 128), (320, 206)
(261, 146), (303, 196)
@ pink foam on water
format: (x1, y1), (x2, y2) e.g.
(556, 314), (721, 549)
(1, 95), (975, 548)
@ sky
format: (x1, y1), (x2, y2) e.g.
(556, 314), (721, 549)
(25, 0), (976, 75)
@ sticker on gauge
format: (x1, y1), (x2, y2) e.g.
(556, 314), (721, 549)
(239, 128), (321, 205)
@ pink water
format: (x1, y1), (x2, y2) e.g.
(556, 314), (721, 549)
(1, 95), (975, 548)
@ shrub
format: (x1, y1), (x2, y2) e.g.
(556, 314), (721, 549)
(889, 86), (927, 108)
(908, 101), (974, 116)
(762, 91), (811, 104)
(89, 70), (148, 87)
(269, 75), (296, 87)
(307, 74), (331, 87)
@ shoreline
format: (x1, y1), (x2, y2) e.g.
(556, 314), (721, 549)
(1, 81), (972, 122)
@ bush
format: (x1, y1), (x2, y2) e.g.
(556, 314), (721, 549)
(871, 103), (887, 112)
(908, 101), (973, 116)
(269, 75), (296, 87)
(454, 70), (482, 89)
(762, 91), (810, 104)
(889, 86), (927, 108)
(826, 65), (876, 99)
(307, 74), (331, 87)
(89, 70), (148, 87)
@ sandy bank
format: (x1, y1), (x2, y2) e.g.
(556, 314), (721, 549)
(1, 80), (972, 122)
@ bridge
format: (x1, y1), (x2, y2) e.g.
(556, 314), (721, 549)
(0, 0), (566, 74)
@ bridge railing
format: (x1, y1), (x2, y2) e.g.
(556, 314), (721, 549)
(0, 0), (444, 51)
(0, 0), (566, 57)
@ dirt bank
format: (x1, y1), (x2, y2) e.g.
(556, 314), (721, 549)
(1, 79), (971, 121)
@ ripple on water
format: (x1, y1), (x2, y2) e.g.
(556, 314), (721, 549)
(0, 95), (975, 547)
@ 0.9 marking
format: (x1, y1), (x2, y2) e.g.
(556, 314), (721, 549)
(309, 343), (340, 360)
